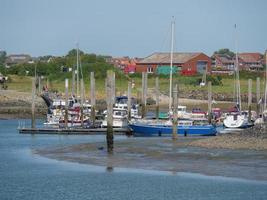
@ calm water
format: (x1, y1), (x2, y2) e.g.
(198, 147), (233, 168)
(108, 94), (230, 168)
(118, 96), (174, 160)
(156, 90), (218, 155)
(1, 119), (267, 200)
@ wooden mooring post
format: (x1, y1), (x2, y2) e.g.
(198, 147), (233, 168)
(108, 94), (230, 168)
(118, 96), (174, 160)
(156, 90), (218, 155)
(248, 79), (252, 123)
(127, 81), (132, 120)
(172, 84), (178, 140)
(64, 79), (69, 129)
(106, 70), (114, 153)
(112, 72), (116, 104)
(90, 72), (96, 127)
(208, 81), (212, 124)
(256, 77), (261, 117)
(38, 76), (41, 94)
(31, 78), (36, 129)
(141, 72), (147, 118)
(46, 77), (50, 90)
(155, 77), (160, 120)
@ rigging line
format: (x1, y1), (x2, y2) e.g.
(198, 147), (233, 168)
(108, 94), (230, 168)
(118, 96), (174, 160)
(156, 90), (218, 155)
(159, 22), (172, 53)
(234, 24), (241, 111)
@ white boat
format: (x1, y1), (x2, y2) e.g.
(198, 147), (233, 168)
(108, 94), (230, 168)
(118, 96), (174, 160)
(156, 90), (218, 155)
(223, 113), (251, 128)
(102, 108), (128, 128)
(44, 98), (66, 126)
(59, 115), (91, 128)
(114, 96), (141, 119)
(169, 105), (207, 120)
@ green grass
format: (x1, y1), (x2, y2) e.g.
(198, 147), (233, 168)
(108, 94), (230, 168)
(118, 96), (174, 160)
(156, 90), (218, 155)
(6, 74), (266, 99)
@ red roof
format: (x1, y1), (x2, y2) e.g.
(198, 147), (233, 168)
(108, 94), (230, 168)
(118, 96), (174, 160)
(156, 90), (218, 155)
(238, 53), (262, 63)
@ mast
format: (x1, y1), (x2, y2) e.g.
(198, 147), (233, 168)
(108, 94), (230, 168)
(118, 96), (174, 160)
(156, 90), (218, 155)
(76, 43), (79, 97)
(234, 24), (241, 111)
(264, 50), (267, 111)
(71, 64), (75, 96)
(169, 17), (175, 112)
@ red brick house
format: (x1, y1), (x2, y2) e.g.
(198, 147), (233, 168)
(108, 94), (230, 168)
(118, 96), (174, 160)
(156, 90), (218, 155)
(212, 52), (264, 72)
(110, 57), (142, 74)
(212, 54), (234, 70)
(238, 53), (263, 71)
(136, 52), (212, 75)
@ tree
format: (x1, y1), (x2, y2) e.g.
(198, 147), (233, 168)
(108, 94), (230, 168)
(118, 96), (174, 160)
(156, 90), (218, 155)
(66, 49), (84, 57)
(214, 48), (235, 58)
(0, 51), (7, 65)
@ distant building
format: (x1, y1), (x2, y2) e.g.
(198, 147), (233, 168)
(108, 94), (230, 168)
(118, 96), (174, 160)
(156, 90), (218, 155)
(238, 53), (263, 71)
(5, 54), (32, 67)
(124, 64), (136, 74)
(108, 57), (142, 74)
(111, 57), (131, 70)
(136, 52), (212, 75)
(212, 54), (234, 70)
(103, 56), (113, 63)
(212, 52), (264, 73)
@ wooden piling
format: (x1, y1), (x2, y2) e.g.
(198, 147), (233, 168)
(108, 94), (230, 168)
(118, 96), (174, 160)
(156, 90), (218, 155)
(248, 79), (252, 123)
(256, 77), (261, 117)
(141, 72), (147, 118)
(38, 76), (41, 94)
(31, 78), (36, 129)
(155, 77), (159, 120)
(90, 72), (96, 127)
(106, 70), (114, 153)
(127, 81), (132, 120)
(112, 72), (116, 104)
(208, 81), (212, 124)
(64, 79), (69, 129)
(46, 78), (49, 90)
(172, 84), (178, 140)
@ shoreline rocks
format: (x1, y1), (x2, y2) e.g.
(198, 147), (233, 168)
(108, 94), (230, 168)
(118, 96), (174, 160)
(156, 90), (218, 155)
(189, 125), (267, 150)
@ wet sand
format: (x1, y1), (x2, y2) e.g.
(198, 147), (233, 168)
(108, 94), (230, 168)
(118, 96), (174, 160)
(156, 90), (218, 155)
(35, 136), (267, 181)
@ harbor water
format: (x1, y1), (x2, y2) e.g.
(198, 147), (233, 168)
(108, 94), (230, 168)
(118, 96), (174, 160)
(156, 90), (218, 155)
(1, 119), (267, 200)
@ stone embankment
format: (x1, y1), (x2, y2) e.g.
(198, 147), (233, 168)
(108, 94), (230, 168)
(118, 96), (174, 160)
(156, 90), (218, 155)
(0, 90), (46, 119)
(190, 125), (267, 150)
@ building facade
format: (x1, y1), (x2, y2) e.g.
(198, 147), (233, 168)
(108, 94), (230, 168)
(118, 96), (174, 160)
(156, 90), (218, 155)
(212, 52), (264, 72)
(136, 52), (212, 75)
(5, 54), (32, 67)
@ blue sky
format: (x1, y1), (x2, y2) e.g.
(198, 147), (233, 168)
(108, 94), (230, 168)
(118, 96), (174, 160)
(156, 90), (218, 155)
(1, 0), (267, 57)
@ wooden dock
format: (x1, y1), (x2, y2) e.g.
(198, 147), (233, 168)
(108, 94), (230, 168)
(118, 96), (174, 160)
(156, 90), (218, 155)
(18, 127), (132, 135)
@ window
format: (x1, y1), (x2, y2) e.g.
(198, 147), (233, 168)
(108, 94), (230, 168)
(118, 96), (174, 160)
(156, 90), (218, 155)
(147, 66), (153, 73)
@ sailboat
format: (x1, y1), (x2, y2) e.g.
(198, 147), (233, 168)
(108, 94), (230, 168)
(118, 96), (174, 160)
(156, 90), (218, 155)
(43, 44), (91, 128)
(129, 18), (217, 136)
(223, 25), (252, 128)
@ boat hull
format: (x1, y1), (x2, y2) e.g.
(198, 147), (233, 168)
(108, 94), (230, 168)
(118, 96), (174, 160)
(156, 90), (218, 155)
(102, 119), (128, 128)
(223, 114), (253, 128)
(129, 124), (217, 136)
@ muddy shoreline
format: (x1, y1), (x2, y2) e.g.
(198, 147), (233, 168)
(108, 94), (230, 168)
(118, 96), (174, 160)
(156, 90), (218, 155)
(34, 135), (267, 181)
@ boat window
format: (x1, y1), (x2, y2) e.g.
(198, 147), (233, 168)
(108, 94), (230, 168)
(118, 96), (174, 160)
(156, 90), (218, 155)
(234, 114), (238, 120)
